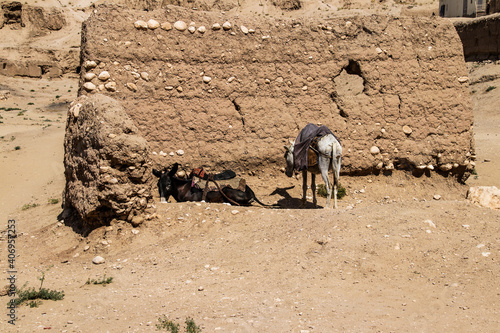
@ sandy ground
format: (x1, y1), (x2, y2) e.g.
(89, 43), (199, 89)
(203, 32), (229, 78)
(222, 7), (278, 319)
(0, 1), (499, 331)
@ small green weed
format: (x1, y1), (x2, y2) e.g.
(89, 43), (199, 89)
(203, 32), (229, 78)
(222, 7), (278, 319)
(14, 146), (21, 150)
(48, 198), (59, 205)
(185, 317), (201, 333)
(157, 317), (180, 332)
(12, 266), (64, 307)
(0, 107), (22, 111)
(28, 300), (41, 308)
(157, 316), (201, 332)
(486, 86), (496, 92)
(21, 203), (39, 210)
(86, 275), (113, 286)
(317, 183), (347, 199)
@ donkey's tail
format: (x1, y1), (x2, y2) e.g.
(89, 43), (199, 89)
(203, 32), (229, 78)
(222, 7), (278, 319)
(246, 186), (280, 208)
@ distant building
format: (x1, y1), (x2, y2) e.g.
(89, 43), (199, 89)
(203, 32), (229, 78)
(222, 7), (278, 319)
(439, 0), (499, 17)
(439, 0), (484, 17)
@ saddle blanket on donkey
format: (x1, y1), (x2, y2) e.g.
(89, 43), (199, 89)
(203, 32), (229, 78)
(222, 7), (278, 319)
(293, 123), (341, 171)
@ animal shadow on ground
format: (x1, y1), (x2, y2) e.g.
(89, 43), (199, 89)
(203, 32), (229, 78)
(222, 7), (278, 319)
(270, 186), (323, 209)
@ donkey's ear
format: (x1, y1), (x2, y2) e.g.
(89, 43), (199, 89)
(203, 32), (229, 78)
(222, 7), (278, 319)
(153, 169), (162, 178)
(168, 163), (179, 177)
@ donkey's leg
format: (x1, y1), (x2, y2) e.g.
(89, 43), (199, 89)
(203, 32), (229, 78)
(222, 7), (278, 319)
(301, 170), (308, 206)
(319, 159), (332, 208)
(311, 173), (317, 206)
(334, 183), (338, 209)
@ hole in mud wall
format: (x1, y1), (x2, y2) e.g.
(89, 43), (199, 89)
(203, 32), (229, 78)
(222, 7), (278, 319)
(334, 60), (364, 97)
(331, 59), (365, 118)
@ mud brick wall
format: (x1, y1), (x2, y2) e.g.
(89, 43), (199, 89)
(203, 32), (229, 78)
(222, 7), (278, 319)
(77, 5), (474, 179)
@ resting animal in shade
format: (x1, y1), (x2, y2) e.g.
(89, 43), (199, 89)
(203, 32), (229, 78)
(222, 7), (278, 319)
(284, 123), (342, 209)
(153, 163), (276, 207)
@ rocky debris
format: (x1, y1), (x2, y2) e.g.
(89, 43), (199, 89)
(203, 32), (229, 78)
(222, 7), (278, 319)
(161, 22), (172, 30)
(0, 90), (10, 100)
(98, 71), (110, 81)
(105, 81), (117, 92)
(134, 20), (147, 29)
(147, 19), (159, 29)
(370, 146), (380, 155)
(84, 72), (96, 81)
(92, 256), (105, 264)
(467, 186), (500, 210)
(63, 94), (155, 230)
(173, 20), (187, 31)
(403, 125), (412, 135)
(83, 82), (96, 92)
(84, 61), (97, 70)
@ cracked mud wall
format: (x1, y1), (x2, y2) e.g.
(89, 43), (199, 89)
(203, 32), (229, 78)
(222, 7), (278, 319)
(78, 5), (474, 179)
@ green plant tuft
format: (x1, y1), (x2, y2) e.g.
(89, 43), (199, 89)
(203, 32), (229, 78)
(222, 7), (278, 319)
(22, 203), (39, 210)
(156, 316), (202, 332)
(185, 317), (202, 333)
(157, 316), (180, 332)
(12, 266), (64, 307)
(86, 275), (113, 285)
(486, 86), (496, 92)
(316, 183), (347, 199)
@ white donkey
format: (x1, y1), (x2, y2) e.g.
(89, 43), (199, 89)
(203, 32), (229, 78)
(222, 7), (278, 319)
(284, 133), (342, 209)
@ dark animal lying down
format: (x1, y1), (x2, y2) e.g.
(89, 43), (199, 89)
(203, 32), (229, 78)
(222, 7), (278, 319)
(153, 163), (275, 207)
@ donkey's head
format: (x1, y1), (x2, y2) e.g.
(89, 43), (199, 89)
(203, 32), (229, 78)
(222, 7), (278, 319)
(283, 141), (295, 178)
(152, 163), (179, 203)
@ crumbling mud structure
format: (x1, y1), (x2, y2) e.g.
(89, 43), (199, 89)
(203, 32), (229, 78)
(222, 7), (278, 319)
(0, 1), (77, 78)
(63, 94), (155, 230)
(64, 4), (475, 227)
(454, 13), (500, 61)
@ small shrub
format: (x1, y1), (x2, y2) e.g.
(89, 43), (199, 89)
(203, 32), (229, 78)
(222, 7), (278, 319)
(0, 107), (22, 111)
(28, 300), (41, 308)
(157, 316), (180, 332)
(185, 317), (201, 333)
(86, 275), (113, 285)
(14, 287), (64, 306)
(486, 86), (496, 92)
(21, 203), (39, 210)
(48, 198), (59, 205)
(316, 183), (347, 199)
(156, 317), (202, 332)
(12, 266), (64, 307)
(14, 146), (21, 150)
